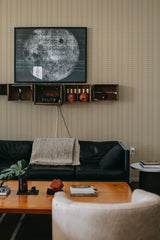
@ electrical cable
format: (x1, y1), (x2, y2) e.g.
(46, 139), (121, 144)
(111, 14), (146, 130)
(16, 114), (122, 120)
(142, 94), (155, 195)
(58, 106), (71, 138)
(55, 106), (59, 138)
(131, 154), (135, 163)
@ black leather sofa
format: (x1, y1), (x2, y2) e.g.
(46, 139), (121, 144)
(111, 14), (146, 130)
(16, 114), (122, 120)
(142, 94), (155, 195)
(0, 140), (130, 183)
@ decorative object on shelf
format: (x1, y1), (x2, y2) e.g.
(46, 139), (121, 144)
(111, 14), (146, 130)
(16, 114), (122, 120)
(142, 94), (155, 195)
(101, 91), (107, 100)
(18, 88), (22, 100)
(78, 88), (81, 100)
(79, 92), (89, 102)
(66, 88), (76, 103)
(14, 27), (87, 83)
(47, 179), (64, 195)
(36, 96), (60, 103)
(67, 93), (75, 103)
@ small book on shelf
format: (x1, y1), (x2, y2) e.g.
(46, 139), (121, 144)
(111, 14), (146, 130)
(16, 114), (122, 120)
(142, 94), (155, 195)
(140, 160), (160, 168)
(70, 185), (98, 196)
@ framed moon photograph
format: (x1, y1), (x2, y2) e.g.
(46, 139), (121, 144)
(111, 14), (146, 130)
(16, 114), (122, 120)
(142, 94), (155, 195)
(14, 27), (87, 83)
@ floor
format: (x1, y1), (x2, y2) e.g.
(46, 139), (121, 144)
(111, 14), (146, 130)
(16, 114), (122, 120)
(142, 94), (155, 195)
(129, 181), (139, 191)
(0, 213), (52, 240)
(0, 182), (139, 240)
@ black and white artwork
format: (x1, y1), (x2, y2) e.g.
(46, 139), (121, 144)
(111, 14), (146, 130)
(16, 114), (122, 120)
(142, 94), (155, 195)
(14, 27), (87, 83)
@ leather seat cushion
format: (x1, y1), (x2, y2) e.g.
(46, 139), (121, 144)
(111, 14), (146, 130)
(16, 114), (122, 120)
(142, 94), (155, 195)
(27, 165), (75, 180)
(76, 165), (125, 181)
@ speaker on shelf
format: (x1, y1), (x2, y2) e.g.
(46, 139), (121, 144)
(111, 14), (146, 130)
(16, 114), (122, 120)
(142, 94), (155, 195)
(36, 96), (60, 103)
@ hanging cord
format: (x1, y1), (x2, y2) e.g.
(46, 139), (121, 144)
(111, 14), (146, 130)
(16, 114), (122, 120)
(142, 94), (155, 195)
(58, 106), (71, 138)
(55, 106), (59, 138)
(131, 154), (135, 163)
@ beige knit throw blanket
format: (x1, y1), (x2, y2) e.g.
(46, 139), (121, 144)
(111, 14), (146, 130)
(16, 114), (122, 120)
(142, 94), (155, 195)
(30, 138), (80, 166)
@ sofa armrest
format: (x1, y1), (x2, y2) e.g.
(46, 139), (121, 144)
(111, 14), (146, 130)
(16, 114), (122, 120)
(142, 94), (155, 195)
(118, 142), (130, 183)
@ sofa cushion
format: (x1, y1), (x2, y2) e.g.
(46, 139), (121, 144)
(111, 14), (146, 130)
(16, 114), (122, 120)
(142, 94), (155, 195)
(79, 141), (118, 165)
(0, 140), (33, 170)
(27, 165), (75, 181)
(76, 165), (125, 181)
(99, 145), (124, 169)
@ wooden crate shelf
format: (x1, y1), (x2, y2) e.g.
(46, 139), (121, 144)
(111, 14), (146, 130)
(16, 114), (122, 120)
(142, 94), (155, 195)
(7, 84), (33, 101)
(0, 83), (119, 105)
(63, 84), (91, 103)
(92, 84), (119, 101)
(34, 84), (62, 105)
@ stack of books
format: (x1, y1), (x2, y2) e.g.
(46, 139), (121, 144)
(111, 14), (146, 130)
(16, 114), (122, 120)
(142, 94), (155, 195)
(70, 185), (98, 196)
(140, 160), (160, 168)
(0, 185), (10, 196)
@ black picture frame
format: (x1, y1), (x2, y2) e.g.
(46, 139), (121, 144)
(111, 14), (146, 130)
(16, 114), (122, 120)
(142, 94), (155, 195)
(14, 27), (87, 83)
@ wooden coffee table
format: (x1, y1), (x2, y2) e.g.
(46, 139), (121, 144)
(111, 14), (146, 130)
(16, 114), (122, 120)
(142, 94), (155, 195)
(0, 181), (132, 214)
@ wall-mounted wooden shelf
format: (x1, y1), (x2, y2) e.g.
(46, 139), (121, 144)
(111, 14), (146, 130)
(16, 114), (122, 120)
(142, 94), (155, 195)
(92, 84), (119, 101)
(7, 84), (33, 101)
(34, 84), (62, 105)
(63, 84), (91, 103)
(0, 83), (119, 105)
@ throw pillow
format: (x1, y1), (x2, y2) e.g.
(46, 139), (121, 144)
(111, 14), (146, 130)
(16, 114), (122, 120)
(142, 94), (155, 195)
(99, 145), (123, 169)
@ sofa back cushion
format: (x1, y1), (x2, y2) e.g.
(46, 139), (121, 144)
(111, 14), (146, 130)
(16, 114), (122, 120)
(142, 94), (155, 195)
(79, 141), (119, 165)
(99, 144), (124, 169)
(0, 140), (33, 169)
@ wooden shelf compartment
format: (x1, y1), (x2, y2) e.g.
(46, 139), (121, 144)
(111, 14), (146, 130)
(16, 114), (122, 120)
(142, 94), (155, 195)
(63, 84), (91, 103)
(7, 84), (33, 101)
(92, 84), (119, 101)
(34, 84), (62, 105)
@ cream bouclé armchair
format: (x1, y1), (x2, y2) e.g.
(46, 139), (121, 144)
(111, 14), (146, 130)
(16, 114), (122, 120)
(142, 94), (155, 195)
(52, 189), (160, 240)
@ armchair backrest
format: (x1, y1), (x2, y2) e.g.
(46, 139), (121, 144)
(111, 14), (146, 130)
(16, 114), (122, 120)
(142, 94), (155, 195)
(52, 189), (160, 240)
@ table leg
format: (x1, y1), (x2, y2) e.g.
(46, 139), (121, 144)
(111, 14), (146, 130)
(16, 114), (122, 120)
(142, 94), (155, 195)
(139, 172), (160, 195)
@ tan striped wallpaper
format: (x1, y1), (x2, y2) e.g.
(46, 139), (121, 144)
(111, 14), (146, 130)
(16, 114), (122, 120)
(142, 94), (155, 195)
(0, 0), (160, 180)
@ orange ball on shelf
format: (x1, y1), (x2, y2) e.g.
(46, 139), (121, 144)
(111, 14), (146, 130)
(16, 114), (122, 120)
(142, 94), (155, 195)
(79, 93), (89, 102)
(67, 94), (75, 103)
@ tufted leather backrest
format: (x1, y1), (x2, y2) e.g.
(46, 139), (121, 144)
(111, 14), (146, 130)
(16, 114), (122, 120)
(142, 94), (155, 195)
(52, 190), (160, 240)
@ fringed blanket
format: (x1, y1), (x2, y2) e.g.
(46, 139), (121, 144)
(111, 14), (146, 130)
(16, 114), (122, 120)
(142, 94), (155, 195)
(30, 138), (80, 166)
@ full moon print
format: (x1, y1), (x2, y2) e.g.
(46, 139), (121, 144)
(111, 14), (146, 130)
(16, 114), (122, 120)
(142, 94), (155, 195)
(23, 29), (79, 81)
(15, 27), (87, 83)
